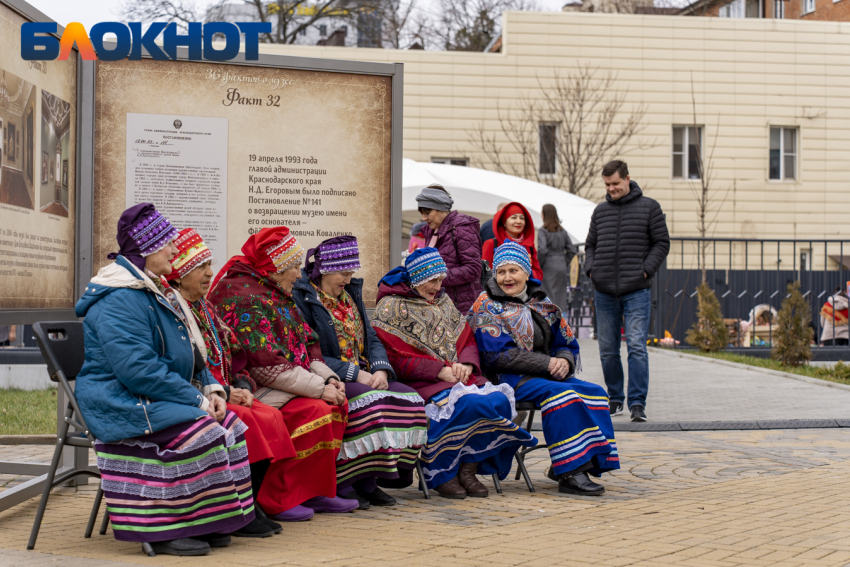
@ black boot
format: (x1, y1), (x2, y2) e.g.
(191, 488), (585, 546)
(255, 505), (283, 534)
(193, 533), (232, 547)
(354, 486), (397, 506)
(558, 473), (604, 496)
(232, 517), (275, 538)
(148, 538), (210, 556)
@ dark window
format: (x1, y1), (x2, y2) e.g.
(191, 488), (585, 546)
(672, 126), (702, 179)
(769, 127), (797, 180)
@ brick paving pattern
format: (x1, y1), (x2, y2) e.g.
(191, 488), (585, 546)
(3, 344), (850, 565)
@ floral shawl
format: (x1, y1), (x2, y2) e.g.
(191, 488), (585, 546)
(468, 283), (580, 383)
(189, 297), (257, 391)
(313, 283), (368, 368)
(208, 260), (322, 387)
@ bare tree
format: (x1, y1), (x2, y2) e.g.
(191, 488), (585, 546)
(430, 0), (537, 51)
(468, 64), (653, 200)
(121, 0), (355, 44)
(688, 72), (728, 283)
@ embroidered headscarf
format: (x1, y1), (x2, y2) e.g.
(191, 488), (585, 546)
(211, 226), (303, 290)
(107, 203), (179, 271)
(379, 247), (447, 288)
(304, 235), (361, 285)
(167, 228), (213, 280)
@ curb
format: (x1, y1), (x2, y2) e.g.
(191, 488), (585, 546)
(0, 435), (55, 445)
(647, 347), (850, 393)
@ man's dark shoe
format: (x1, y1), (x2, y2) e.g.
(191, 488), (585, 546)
(355, 486), (397, 507)
(435, 476), (467, 499)
(148, 538), (210, 556)
(255, 505), (283, 534)
(630, 405), (647, 422)
(609, 402), (624, 416)
(193, 533), (232, 547)
(232, 517), (275, 538)
(558, 472), (605, 496)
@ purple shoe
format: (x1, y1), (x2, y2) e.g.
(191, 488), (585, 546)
(302, 495), (359, 513)
(273, 505), (314, 522)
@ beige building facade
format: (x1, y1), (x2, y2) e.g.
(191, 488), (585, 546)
(260, 12), (848, 269)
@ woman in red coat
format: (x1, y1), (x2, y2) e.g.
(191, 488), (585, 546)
(482, 202), (543, 281)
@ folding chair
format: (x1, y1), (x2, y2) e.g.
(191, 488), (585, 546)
(512, 400), (546, 492)
(27, 322), (107, 551)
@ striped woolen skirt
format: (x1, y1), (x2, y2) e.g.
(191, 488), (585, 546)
(512, 377), (620, 477)
(95, 412), (254, 542)
(335, 381), (428, 490)
(420, 383), (538, 489)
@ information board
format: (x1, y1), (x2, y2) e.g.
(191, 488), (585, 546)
(94, 58), (395, 307)
(0, 1), (76, 311)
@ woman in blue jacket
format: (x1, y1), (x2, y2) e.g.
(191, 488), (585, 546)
(75, 204), (265, 557)
(292, 236), (427, 509)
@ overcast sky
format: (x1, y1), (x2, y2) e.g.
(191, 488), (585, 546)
(27, 0), (569, 32)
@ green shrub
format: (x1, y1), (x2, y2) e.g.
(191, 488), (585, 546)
(772, 281), (812, 367)
(686, 282), (729, 352)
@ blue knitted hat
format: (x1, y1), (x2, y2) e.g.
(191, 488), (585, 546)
(493, 241), (532, 276)
(405, 247), (447, 287)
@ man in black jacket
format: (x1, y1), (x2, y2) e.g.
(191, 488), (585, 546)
(585, 160), (669, 422)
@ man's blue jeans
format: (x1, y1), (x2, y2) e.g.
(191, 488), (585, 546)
(595, 288), (651, 409)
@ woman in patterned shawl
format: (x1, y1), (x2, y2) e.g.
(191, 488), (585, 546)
(372, 248), (537, 499)
(208, 227), (359, 521)
(167, 228), (300, 534)
(292, 236), (427, 509)
(468, 241), (619, 496)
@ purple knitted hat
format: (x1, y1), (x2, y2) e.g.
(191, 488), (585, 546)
(107, 203), (179, 271)
(305, 235), (361, 283)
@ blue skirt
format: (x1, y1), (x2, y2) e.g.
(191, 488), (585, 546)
(420, 384), (538, 489)
(511, 377), (619, 477)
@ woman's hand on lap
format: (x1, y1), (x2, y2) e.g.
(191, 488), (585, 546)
(230, 388), (253, 408)
(548, 357), (571, 379)
(372, 370), (390, 390)
(437, 366), (459, 383)
(356, 371), (376, 388)
(209, 395), (227, 422)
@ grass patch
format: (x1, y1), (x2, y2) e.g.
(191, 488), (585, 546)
(686, 351), (850, 386)
(0, 388), (58, 435)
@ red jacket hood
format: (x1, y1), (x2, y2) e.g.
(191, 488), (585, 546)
(493, 202), (535, 247)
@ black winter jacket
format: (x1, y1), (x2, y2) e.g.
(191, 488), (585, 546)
(292, 271), (396, 382)
(584, 181), (670, 296)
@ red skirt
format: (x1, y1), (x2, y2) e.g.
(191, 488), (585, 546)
(226, 399), (295, 464)
(257, 397), (348, 514)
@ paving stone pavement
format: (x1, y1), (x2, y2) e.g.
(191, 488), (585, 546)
(3, 428), (850, 566)
(4, 346), (850, 565)
(572, 340), (850, 424)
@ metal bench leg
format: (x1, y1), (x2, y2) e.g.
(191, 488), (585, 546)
(27, 417), (69, 550)
(142, 542), (156, 557)
(491, 474), (502, 494)
(516, 452), (535, 493)
(99, 505), (110, 535)
(85, 484), (104, 538)
(516, 408), (538, 480)
(416, 458), (431, 500)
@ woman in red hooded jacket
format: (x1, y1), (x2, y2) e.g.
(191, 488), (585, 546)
(482, 202), (543, 281)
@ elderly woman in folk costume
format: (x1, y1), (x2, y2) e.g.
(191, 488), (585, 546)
(371, 248), (537, 499)
(292, 236), (427, 509)
(74, 204), (262, 557)
(468, 241), (619, 496)
(208, 226), (359, 521)
(166, 228), (301, 535)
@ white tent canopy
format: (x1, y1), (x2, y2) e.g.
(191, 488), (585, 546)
(402, 159), (597, 243)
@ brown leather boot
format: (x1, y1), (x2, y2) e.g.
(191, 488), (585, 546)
(457, 463), (488, 497)
(435, 476), (467, 499)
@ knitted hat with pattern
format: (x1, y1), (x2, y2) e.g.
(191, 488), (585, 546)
(405, 247), (447, 287)
(493, 240), (532, 276)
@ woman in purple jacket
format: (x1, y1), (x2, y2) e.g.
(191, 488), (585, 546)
(416, 184), (484, 312)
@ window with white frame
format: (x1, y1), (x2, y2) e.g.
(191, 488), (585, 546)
(672, 126), (703, 179)
(774, 0), (785, 17)
(720, 0), (761, 16)
(431, 157), (468, 166)
(769, 127), (797, 180)
(538, 123), (558, 175)
(803, 0), (815, 12)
